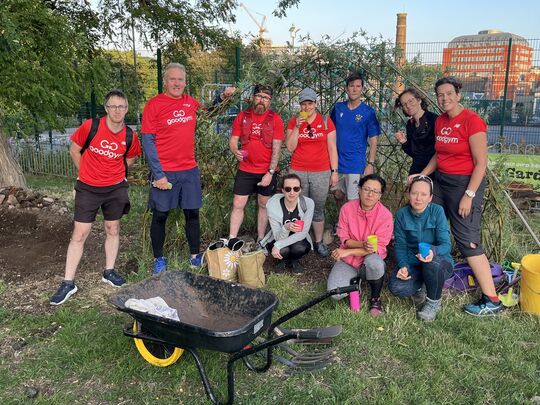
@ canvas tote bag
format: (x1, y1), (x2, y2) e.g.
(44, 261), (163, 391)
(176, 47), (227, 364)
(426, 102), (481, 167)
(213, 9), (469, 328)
(204, 241), (241, 282)
(238, 250), (266, 288)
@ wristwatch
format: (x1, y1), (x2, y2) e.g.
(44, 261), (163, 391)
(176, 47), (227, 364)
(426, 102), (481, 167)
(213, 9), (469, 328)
(330, 169), (338, 173)
(465, 189), (476, 198)
(268, 168), (276, 175)
(367, 160), (375, 166)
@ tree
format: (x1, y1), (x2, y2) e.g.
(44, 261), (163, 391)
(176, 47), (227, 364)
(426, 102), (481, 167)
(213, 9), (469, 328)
(0, 0), (90, 188)
(0, 0), (301, 188)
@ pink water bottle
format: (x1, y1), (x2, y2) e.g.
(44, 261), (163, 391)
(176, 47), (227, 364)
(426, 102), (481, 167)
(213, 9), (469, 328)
(349, 290), (361, 312)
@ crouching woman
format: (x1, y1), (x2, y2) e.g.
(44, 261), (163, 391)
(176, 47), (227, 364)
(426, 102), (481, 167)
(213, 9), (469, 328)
(388, 175), (454, 321)
(261, 173), (314, 274)
(327, 174), (393, 316)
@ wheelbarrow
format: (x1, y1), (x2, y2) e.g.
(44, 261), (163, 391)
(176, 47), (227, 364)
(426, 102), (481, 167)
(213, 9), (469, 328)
(109, 270), (358, 404)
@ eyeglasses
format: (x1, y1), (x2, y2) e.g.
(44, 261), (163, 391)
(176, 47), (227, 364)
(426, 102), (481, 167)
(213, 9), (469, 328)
(360, 187), (382, 195)
(254, 94), (271, 102)
(106, 105), (128, 111)
(401, 97), (418, 107)
(283, 186), (301, 193)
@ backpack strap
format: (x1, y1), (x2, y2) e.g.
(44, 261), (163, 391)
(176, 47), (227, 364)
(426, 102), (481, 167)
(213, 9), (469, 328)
(124, 126), (133, 178)
(80, 117), (100, 155)
(80, 118), (133, 178)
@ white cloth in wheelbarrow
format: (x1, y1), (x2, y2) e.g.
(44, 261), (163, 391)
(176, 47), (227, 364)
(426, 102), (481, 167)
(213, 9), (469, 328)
(124, 297), (180, 321)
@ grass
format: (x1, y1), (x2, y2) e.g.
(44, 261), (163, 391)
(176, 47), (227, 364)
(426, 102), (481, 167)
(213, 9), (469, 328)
(2, 175), (539, 404)
(1, 283), (540, 404)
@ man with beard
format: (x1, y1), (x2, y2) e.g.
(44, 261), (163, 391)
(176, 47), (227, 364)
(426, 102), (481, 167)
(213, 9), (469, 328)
(227, 84), (284, 246)
(141, 63), (203, 274)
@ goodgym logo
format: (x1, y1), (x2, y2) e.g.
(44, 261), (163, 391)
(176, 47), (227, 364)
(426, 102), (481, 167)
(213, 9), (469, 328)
(89, 140), (123, 158)
(100, 140), (118, 150)
(441, 127), (452, 136)
(437, 127), (458, 144)
(167, 109), (193, 125)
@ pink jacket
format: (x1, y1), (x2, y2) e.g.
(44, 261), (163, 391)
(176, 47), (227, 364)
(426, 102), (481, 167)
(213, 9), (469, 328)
(336, 200), (394, 269)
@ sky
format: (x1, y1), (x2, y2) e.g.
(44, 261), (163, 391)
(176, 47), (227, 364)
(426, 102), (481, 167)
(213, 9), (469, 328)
(232, 0), (540, 46)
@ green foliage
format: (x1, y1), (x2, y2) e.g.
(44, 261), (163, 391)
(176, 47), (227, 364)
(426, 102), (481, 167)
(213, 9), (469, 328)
(0, 0), (86, 130)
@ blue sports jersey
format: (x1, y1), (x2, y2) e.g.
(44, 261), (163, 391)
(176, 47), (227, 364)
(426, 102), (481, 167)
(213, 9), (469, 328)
(330, 101), (380, 174)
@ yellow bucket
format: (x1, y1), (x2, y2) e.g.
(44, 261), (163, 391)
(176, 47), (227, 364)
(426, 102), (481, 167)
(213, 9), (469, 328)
(520, 254), (540, 315)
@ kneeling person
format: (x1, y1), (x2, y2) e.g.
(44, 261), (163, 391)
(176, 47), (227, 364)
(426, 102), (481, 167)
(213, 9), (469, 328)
(388, 175), (454, 321)
(261, 174), (313, 274)
(51, 89), (142, 305)
(327, 174), (393, 316)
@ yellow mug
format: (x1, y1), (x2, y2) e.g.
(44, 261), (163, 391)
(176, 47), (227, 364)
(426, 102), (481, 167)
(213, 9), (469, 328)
(367, 235), (378, 252)
(299, 111), (309, 120)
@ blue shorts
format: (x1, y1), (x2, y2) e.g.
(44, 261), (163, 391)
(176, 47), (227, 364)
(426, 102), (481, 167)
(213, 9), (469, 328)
(148, 167), (202, 212)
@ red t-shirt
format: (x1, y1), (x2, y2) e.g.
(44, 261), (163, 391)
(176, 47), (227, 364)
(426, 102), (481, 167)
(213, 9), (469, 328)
(231, 109), (284, 174)
(434, 108), (487, 175)
(71, 117), (142, 187)
(141, 93), (200, 171)
(286, 114), (336, 171)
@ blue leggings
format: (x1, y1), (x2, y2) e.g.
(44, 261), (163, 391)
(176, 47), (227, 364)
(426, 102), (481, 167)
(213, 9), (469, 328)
(388, 255), (453, 300)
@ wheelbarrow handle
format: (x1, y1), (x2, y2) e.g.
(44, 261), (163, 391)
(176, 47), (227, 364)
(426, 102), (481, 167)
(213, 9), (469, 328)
(333, 285), (359, 295)
(268, 285), (358, 337)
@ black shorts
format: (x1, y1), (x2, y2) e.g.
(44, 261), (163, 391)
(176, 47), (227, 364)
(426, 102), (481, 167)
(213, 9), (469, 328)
(432, 171), (486, 257)
(233, 169), (277, 196)
(74, 180), (130, 223)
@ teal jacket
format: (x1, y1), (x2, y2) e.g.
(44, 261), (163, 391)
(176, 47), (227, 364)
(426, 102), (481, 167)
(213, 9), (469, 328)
(394, 203), (454, 269)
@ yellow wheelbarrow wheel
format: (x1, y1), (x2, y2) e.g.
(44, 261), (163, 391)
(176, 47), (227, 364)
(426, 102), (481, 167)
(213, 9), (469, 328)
(132, 321), (184, 367)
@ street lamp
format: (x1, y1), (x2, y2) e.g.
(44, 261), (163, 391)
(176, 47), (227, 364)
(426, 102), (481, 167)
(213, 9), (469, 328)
(289, 24), (300, 49)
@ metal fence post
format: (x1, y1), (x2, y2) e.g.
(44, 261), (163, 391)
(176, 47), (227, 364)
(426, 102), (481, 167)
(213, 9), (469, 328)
(499, 37), (513, 143)
(235, 46), (241, 83)
(157, 48), (163, 94)
(90, 89), (97, 119)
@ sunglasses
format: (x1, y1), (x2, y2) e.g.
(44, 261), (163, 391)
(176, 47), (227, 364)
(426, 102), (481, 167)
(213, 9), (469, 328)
(307, 124), (315, 138)
(283, 186), (301, 193)
(410, 175), (433, 191)
(411, 175), (433, 185)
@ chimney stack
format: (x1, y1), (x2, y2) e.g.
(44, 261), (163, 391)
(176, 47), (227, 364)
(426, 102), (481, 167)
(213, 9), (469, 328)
(395, 13), (407, 94)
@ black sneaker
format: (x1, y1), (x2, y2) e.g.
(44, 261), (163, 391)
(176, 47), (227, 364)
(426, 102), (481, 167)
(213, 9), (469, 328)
(274, 261), (287, 273)
(291, 260), (304, 274)
(368, 298), (383, 317)
(50, 281), (78, 305)
(101, 270), (126, 288)
(314, 242), (330, 258)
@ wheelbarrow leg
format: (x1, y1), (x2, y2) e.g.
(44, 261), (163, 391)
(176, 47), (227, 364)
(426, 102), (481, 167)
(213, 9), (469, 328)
(185, 347), (234, 405)
(186, 335), (296, 405)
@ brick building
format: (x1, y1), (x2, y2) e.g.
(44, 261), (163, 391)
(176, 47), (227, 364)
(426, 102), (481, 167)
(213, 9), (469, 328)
(442, 29), (533, 99)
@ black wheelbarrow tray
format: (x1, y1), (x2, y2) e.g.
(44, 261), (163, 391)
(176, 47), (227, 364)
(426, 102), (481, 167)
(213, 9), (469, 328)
(109, 270), (358, 404)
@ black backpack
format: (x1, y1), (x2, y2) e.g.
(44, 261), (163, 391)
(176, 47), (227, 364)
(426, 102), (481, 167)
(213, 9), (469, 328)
(80, 118), (133, 177)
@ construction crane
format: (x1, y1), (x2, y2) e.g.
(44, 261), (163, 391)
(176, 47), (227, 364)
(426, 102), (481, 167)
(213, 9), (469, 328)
(240, 2), (269, 44)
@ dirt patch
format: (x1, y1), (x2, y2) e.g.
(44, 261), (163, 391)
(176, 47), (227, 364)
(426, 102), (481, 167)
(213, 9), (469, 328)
(0, 196), (124, 313)
(0, 206), (105, 283)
